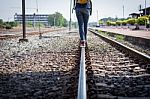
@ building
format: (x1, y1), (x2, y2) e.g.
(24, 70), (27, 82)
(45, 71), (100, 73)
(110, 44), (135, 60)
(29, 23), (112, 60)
(139, 7), (150, 16)
(14, 13), (49, 26)
(129, 7), (150, 18)
(129, 13), (140, 18)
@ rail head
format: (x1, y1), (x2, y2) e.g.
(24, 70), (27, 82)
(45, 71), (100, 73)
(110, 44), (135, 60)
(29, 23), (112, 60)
(78, 47), (87, 99)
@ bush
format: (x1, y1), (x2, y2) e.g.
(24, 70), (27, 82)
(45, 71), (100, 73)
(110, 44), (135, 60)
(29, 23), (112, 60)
(9, 21), (18, 27)
(106, 21), (111, 26)
(116, 21), (122, 26)
(148, 15), (150, 20)
(110, 22), (116, 26)
(115, 35), (125, 41)
(127, 18), (136, 25)
(122, 20), (127, 26)
(137, 16), (148, 25)
(5, 24), (12, 29)
(3, 22), (12, 29)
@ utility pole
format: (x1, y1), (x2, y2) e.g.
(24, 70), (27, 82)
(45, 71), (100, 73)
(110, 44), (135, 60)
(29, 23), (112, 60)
(123, 5), (124, 19)
(19, 0), (28, 42)
(36, 0), (42, 39)
(97, 10), (99, 26)
(69, 0), (72, 31)
(54, 16), (56, 28)
(122, 0), (125, 19)
(145, 0), (147, 28)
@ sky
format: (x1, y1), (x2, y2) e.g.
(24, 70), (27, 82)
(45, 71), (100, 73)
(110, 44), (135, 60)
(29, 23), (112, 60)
(0, 0), (150, 22)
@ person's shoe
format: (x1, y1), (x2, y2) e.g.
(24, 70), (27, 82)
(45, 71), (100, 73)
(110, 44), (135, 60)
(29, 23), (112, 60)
(80, 40), (86, 47)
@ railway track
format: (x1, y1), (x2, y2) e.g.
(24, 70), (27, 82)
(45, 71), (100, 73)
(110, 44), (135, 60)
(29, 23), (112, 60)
(0, 28), (150, 99)
(86, 29), (150, 99)
(0, 28), (66, 40)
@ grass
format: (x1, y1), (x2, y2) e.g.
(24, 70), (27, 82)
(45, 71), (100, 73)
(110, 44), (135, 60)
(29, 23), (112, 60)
(98, 30), (125, 41)
(115, 35), (125, 41)
(98, 30), (109, 36)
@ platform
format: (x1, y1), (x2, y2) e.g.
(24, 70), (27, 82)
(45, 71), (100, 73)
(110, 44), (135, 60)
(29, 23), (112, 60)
(93, 27), (150, 40)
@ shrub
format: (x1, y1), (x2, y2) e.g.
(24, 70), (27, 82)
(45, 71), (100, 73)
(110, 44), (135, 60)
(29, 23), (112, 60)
(106, 21), (111, 26)
(3, 22), (12, 29)
(115, 35), (125, 41)
(5, 24), (12, 29)
(122, 20), (127, 26)
(110, 22), (116, 26)
(116, 21), (122, 26)
(9, 21), (18, 27)
(127, 18), (136, 25)
(137, 16), (148, 25)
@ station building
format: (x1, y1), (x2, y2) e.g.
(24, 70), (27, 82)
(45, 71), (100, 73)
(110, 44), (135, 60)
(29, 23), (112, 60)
(14, 13), (49, 26)
(140, 7), (150, 16)
(129, 7), (150, 18)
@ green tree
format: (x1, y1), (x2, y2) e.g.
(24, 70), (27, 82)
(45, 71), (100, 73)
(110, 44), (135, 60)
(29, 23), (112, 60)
(9, 21), (18, 27)
(48, 12), (68, 27)
(0, 19), (3, 28)
(63, 18), (68, 27)
(0, 19), (3, 24)
(99, 20), (103, 25)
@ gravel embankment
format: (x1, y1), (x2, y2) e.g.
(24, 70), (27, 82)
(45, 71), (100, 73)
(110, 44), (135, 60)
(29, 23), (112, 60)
(0, 30), (80, 99)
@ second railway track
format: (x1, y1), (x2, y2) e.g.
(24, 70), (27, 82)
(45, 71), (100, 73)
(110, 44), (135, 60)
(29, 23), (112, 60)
(86, 29), (150, 99)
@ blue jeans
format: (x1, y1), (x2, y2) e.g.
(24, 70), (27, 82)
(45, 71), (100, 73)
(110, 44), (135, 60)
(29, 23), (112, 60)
(75, 8), (90, 40)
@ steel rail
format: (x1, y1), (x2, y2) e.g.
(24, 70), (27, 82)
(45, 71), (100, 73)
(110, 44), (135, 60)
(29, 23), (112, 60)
(77, 47), (87, 99)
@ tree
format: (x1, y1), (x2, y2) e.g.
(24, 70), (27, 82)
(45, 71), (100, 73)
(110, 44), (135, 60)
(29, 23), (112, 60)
(0, 19), (3, 24)
(9, 21), (18, 27)
(99, 20), (103, 25)
(48, 12), (68, 27)
(0, 19), (3, 28)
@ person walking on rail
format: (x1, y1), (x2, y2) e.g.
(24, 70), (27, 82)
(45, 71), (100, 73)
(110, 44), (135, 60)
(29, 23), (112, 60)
(73, 0), (92, 47)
